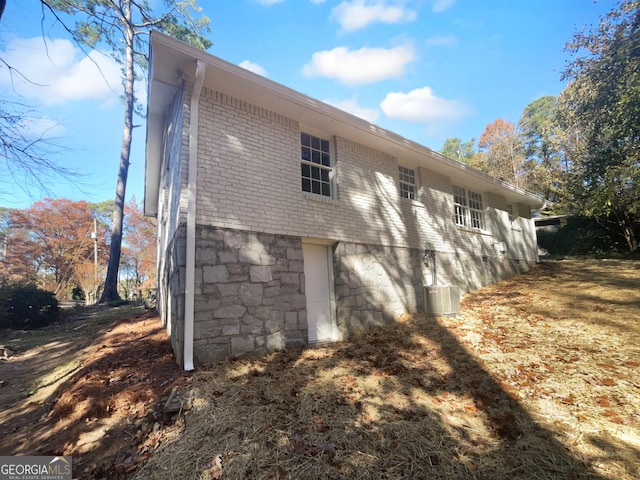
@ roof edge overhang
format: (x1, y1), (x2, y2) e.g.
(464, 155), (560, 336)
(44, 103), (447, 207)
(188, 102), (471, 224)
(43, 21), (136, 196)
(144, 31), (546, 214)
(143, 40), (162, 217)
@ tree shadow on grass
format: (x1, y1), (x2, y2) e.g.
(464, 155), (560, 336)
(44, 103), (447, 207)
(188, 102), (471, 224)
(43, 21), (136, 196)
(330, 314), (605, 479)
(0, 310), (187, 479)
(137, 312), (620, 479)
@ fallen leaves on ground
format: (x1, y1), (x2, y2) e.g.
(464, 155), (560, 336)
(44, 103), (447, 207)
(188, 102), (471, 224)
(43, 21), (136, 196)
(2, 260), (638, 479)
(135, 259), (640, 480)
(0, 307), (188, 479)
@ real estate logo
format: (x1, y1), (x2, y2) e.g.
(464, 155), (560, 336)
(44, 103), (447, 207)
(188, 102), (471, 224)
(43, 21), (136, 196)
(0, 456), (72, 480)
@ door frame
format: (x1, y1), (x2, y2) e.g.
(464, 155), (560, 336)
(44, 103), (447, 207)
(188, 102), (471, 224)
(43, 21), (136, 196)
(302, 239), (339, 344)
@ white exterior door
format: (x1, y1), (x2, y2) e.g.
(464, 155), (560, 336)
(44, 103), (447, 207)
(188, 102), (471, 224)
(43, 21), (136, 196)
(302, 243), (337, 344)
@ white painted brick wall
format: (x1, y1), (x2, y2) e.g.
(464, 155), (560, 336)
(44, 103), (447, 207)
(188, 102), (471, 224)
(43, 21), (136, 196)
(190, 88), (538, 262)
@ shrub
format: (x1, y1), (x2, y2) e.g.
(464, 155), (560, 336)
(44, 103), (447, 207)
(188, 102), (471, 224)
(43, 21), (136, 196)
(0, 284), (60, 330)
(71, 286), (85, 301)
(107, 298), (130, 307)
(537, 215), (628, 257)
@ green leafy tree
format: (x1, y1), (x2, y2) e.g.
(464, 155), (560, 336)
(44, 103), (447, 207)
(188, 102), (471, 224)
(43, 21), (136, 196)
(518, 96), (566, 203)
(520, 96), (558, 163)
(559, 1), (640, 251)
(42, 0), (211, 301)
(89, 200), (114, 244)
(440, 137), (477, 165)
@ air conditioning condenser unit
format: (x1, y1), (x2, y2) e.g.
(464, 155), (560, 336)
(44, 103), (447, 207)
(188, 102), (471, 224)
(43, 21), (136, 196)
(424, 285), (460, 316)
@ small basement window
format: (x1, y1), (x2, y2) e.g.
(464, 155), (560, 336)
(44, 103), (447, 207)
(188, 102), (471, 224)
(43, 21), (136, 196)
(301, 132), (332, 197)
(398, 166), (416, 200)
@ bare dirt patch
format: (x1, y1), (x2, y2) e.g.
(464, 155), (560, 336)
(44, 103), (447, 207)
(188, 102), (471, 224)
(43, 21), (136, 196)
(135, 259), (640, 480)
(0, 305), (187, 478)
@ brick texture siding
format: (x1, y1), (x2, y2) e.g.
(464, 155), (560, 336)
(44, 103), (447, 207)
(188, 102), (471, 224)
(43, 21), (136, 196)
(193, 88), (538, 268)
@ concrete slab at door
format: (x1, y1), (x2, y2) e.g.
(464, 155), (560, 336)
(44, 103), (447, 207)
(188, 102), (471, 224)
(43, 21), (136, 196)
(302, 243), (336, 343)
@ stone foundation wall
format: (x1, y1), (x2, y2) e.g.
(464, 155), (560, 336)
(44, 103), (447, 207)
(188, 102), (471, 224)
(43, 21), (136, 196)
(192, 225), (308, 364)
(333, 242), (424, 337)
(332, 241), (535, 339)
(161, 226), (536, 367)
(436, 251), (535, 293)
(157, 226), (186, 361)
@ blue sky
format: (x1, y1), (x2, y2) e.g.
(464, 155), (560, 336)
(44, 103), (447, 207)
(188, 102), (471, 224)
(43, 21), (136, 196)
(0, 0), (612, 209)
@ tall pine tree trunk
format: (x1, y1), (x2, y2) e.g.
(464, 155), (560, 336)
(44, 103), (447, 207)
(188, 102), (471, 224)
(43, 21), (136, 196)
(40, 0), (209, 303)
(100, 0), (134, 303)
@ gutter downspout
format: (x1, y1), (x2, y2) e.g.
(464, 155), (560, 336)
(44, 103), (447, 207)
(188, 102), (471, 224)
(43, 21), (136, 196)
(184, 59), (205, 371)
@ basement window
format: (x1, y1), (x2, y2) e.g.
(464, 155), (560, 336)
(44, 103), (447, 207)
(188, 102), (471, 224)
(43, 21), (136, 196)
(453, 185), (486, 230)
(301, 133), (332, 197)
(398, 166), (416, 200)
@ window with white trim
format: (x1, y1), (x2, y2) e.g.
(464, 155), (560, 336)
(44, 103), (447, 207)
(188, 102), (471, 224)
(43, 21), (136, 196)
(506, 203), (515, 222)
(453, 185), (486, 230)
(301, 133), (332, 197)
(398, 166), (416, 200)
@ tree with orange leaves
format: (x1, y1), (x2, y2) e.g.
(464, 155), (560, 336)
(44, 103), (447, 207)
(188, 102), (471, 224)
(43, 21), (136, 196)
(477, 118), (527, 189)
(4, 198), (105, 298)
(120, 197), (157, 300)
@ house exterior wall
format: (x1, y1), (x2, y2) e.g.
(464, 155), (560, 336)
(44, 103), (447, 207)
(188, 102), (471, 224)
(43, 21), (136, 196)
(156, 87), (189, 351)
(160, 227), (186, 357)
(333, 242), (424, 337)
(155, 86), (539, 364)
(191, 225), (308, 364)
(193, 87), (538, 266)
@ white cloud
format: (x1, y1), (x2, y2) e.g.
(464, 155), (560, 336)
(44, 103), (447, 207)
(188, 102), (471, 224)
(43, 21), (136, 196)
(19, 116), (65, 139)
(325, 97), (379, 123)
(425, 35), (457, 47)
(380, 86), (472, 123)
(332, 0), (417, 32)
(239, 60), (268, 77)
(302, 45), (416, 85)
(432, 0), (455, 13)
(0, 37), (121, 105)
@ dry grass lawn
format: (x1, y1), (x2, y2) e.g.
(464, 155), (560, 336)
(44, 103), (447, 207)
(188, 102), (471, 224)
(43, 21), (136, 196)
(135, 259), (640, 480)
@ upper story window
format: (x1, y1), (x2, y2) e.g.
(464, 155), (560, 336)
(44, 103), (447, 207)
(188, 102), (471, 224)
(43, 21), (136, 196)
(398, 166), (416, 200)
(301, 133), (332, 197)
(453, 185), (486, 230)
(506, 203), (515, 222)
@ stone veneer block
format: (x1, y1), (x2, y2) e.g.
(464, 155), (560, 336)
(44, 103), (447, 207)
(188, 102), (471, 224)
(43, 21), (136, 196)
(250, 265), (273, 282)
(193, 225), (307, 360)
(239, 284), (264, 306)
(214, 304), (247, 318)
(203, 265), (228, 283)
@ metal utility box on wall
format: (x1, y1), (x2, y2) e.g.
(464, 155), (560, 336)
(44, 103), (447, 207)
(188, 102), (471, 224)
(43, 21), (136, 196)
(424, 285), (461, 316)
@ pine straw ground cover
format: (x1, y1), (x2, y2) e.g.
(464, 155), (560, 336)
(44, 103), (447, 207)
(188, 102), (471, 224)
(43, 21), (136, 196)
(135, 259), (640, 480)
